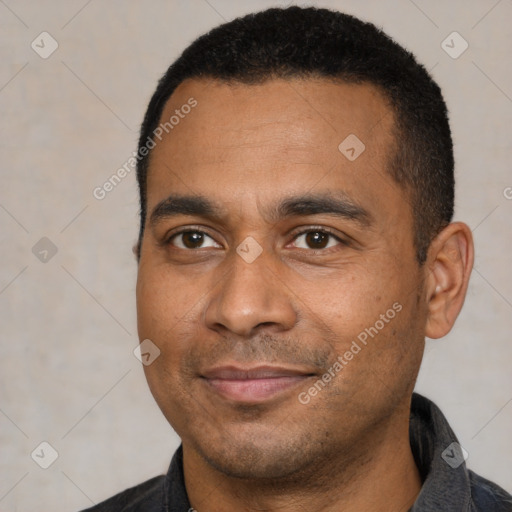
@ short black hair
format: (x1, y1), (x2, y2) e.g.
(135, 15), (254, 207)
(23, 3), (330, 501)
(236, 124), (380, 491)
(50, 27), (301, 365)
(135, 6), (454, 264)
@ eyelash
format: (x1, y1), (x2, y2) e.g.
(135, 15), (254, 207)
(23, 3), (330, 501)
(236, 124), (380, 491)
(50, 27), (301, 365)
(164, 225), (347, 252)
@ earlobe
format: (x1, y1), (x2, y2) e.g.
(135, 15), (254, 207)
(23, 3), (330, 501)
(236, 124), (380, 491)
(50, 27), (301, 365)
(424, 222), (474, 339)
(132, 242), (141, 262)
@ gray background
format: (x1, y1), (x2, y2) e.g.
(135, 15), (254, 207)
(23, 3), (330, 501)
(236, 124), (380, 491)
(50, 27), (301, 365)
(1, 1), (511, 510)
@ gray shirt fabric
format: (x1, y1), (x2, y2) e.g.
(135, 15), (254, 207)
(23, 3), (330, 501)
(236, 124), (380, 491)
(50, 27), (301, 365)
(81, 393), (512, 511)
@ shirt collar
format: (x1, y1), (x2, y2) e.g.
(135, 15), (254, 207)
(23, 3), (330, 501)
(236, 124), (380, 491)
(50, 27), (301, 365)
(163, 444), (190, 511)
(409, 392), (472, 511)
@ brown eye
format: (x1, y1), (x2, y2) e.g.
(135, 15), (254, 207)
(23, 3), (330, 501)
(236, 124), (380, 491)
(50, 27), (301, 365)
(305, 231), (329, 249)
(168, 230), (220, 250)
(292, 230), (343, 250)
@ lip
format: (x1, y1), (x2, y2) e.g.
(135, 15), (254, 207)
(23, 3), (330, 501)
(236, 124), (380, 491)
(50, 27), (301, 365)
(201, 365), (315, 404)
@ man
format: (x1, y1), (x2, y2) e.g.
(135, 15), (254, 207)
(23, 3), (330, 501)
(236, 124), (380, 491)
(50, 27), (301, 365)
(83, 6), (512, 512)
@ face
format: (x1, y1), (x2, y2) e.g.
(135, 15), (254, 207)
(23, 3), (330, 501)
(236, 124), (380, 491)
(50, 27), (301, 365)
(136, 78), (427, 480)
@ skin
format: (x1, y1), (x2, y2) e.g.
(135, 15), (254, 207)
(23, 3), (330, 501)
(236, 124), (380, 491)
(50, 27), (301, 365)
(135, 78), (474, 512)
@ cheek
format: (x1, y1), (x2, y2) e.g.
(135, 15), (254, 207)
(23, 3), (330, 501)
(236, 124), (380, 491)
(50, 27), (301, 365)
(136, 263), (203, 340)
(294, 262), (396, 328)
(296, 261), (417, 372)
(136, 264), (207, 386)
(136, 269), (197, 419)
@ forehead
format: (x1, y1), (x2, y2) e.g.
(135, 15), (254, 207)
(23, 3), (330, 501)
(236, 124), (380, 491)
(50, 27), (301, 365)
(157, 77), (394, 152)
(146, 77), (406, 228)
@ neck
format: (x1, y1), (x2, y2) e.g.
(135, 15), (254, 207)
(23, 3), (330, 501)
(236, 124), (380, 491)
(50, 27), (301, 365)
(183, 413), (422, 512)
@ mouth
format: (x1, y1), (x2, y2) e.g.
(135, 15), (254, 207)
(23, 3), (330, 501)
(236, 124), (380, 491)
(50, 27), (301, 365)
(201, 365), (316, 404)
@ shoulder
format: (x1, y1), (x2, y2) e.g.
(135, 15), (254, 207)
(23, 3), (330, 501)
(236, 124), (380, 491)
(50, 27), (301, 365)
(79, 475), (166, 512)
(469, 470), (512, 511)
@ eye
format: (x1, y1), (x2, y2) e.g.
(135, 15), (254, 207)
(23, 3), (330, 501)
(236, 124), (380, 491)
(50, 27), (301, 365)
(167, 230), (221, 250)
(165, 227), (345, 252)
(290, 229), (345, 251)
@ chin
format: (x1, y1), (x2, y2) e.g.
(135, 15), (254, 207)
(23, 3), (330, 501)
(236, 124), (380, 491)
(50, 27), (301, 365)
(203, 448), (305, 481)
(190, 426), (316, 481)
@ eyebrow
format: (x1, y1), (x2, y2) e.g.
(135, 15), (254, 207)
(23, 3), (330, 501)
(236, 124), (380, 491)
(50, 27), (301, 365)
(149, 192), (373, 228)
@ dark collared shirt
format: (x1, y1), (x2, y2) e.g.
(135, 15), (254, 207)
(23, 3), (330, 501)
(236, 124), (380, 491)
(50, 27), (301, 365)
(82, 393), (512, 511)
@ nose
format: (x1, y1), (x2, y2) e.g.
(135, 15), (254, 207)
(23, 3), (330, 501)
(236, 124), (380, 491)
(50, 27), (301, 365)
(204, 246), (297, 338)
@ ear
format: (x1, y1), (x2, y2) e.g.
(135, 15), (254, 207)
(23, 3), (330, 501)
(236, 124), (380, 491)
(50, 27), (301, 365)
(132, 241), (140, 263)
(424, 222), (474, 339)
